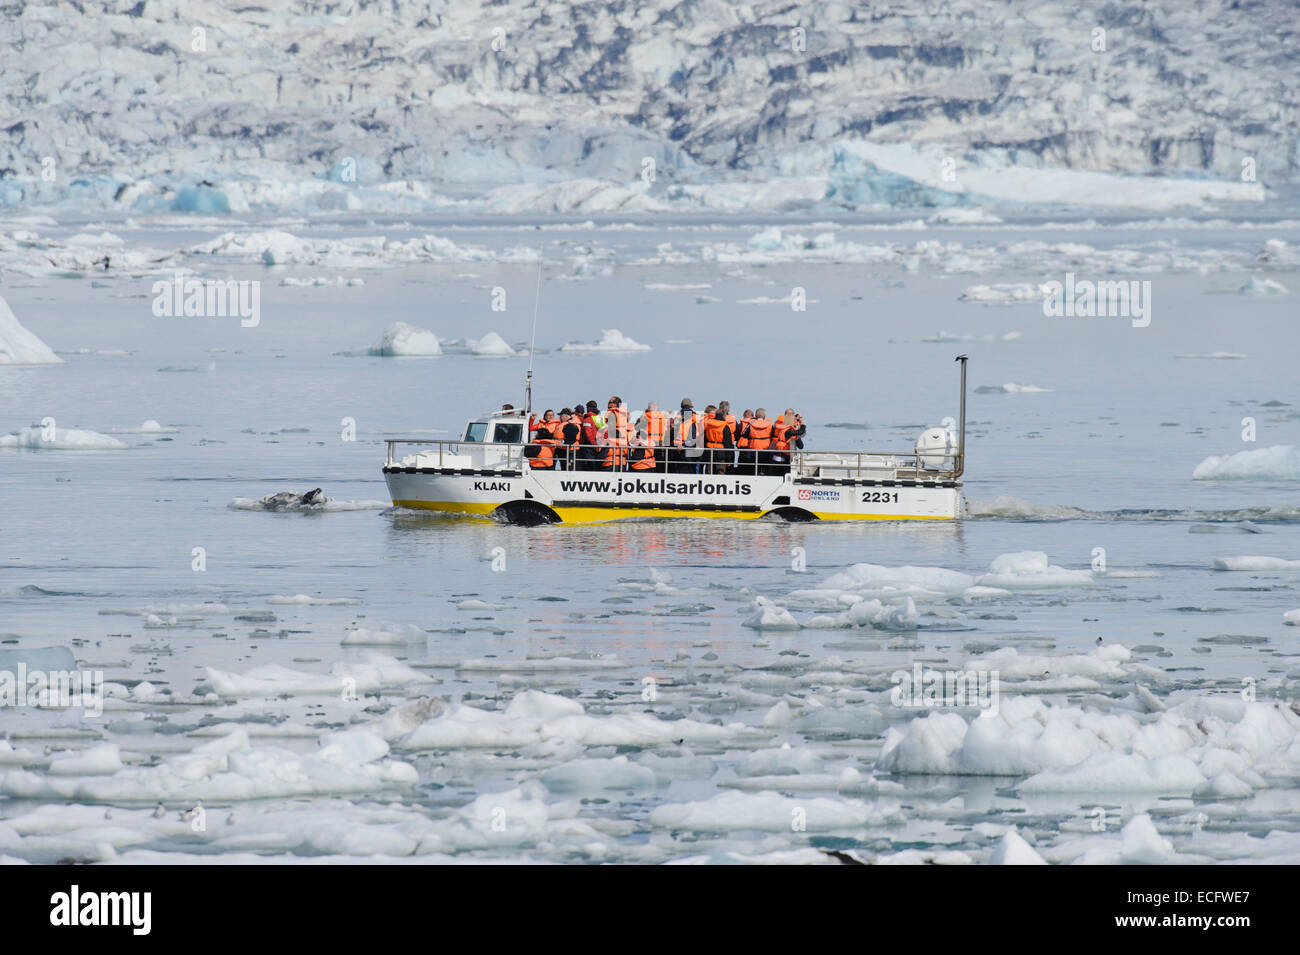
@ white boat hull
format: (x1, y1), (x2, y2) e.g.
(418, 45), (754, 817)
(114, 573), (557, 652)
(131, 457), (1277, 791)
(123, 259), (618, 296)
(384, 464), (962, 523)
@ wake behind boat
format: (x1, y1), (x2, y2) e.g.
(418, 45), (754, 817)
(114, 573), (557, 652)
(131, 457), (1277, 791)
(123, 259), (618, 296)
(382, 357), (969, 525)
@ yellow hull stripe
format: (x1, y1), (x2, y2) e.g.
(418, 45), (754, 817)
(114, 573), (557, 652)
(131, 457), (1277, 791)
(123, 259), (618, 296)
(393, 500), (950, 522)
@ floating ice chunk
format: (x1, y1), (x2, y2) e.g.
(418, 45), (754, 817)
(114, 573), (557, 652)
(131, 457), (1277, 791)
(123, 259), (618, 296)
(280, 276), (365, 287)
(1193, 771), (1256, 801)
(0, 426), (126, 450)
(47, 744), (124, 776)
(454, 599), (501, 611)
(743, 597), (800, 630)
(1212, 555), (1300, 571)
(958, 283), (1042, 303)
(0, 729), (416, 803)
(978, 551), (1092, 588)
(205, 651), (430, 698)
(1120, 813), (1174, 863)
(736, 745), (823, 777)
(1193, 445), (1300, 480)
(1238, 276), (1288, 296)
(559, 329), (651, 352)
(0, 295), (63, 364)
(368, 322), (441, 356)
(929, 207), (1003, 224)
(1175, 352), (1247, 359)
(1285, 609), (1300, 626)
(539, 756), (659, 792)
(389, 689), (755, 750)
(467, 331), (516, 357)
(989, 828), (1046, 865)
(340, 625), (425, 646)
(818, 562), (976, 597)
(268, 595), (358, 605)
(974, 382), (1053, 394)
(1020, 753), (1207, 793)
(648, 790), (898, 832)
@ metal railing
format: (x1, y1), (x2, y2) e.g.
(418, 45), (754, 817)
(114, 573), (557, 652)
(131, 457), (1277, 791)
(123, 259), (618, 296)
(384, 439), (960, 481)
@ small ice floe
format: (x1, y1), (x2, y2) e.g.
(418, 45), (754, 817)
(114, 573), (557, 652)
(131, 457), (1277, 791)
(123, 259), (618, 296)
(377, 689), (759, 750)
(1189, 521), (1261, 534)
(1238, 276), (1289, 296)
(464, 331), (515, 356)
(0, 729), (416, 803)
(644, 282), (712, 291)
(928, 207), (1003, 225)
(1212, 555), (1300, 571)
(742, 597), (800, 630)
(367, 322), (441, 356)
(559, 328), (651, 352)
(111, 419), (179, 434)
(280, 276), (364, 287)
(1193, 445), (1300, 480)
(880, 690), (1298, 798)
(958, 283), (1042, 303)
(978, 551), (1093, 589)
(1174, 352), (1247, 359)
(0, 426), (126, 450)
(922, 330), (1021, 343)
(205, 651), (431, 698)
(989, 828), (1047, 865)
(340, 624), (425, 646)
(975, 382), (1053, 394)
(268, 595), (358, 605)
(1284, 609), (1300, 626)
(648, 790), (900, 832)
(0, 293), (62, 365)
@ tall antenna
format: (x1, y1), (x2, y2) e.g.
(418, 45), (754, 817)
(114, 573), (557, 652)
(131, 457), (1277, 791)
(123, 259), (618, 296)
(524, 253), (542, 415)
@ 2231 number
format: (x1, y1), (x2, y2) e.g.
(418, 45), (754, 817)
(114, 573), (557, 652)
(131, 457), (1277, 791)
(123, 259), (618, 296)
(862, 491), (899, 503)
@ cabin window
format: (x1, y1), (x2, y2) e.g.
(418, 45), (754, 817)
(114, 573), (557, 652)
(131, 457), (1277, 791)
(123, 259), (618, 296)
(492, 423), (523, 444)
(464, 422), (489, 442)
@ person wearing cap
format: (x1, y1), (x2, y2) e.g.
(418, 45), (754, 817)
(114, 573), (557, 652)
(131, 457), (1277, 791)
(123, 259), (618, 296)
(670, 398), (703, 473)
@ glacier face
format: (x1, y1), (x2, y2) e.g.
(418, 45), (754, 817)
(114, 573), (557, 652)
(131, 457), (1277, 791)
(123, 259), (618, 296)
(1, 0), (1297, 215)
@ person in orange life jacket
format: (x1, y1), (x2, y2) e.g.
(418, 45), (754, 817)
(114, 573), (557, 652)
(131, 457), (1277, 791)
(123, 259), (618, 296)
(745, 407), (774, 475)
(594, 396), (628, 471)
(628, 429), (657, 471)
(670, 398), (704, 474)
(635, 402), (668, 448)
(527, 410), (561, 469)
(715, 401), (738, 472)
(577, 400), (603, 470)
(552, 409), (578, 470)
(770, 408), (806, 475)
(704, 407), (734, 475)
(735, 409), (754, 473)
(529, 409), (557, 437)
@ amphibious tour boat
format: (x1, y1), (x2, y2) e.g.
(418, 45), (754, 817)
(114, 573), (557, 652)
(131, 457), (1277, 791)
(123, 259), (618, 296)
(382, 357), (969, 524)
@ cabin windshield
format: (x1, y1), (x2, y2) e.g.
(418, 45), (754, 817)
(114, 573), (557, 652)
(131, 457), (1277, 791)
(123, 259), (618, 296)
(463, 422), (489, 442)
(492, 423), (524, 444)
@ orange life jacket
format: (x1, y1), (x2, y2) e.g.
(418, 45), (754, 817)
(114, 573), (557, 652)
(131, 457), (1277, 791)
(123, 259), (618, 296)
(736, 418), (752, 448)
(644, 410), (667, 445)
(674, 412), (701, 447)
(746, 417), (773, 450)
(529, 421), (560, 468)
(772, 415), (790, 451)
(704, 417), (729, 449)
(605, 407), (630, 442)
(602, 435), (628, 469)
(630, 445), (656, 470)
